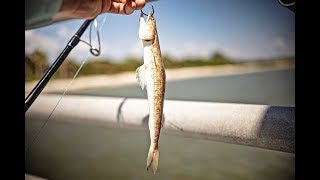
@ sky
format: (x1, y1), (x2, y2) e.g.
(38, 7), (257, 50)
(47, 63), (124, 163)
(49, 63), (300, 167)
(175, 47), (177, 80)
(25, 0), (295, 64)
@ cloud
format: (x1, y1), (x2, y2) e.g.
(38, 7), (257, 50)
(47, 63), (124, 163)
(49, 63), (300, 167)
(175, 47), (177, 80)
(25, 30), (61, 63)
(127, 40), (143, 58)
(161, 40), (218, 60)
(272, 37), (294, 53)
(272, 37), (287, 51)
(269, 37), (295, 58)
(88, 40), (143, 63)
(216, 37), (295, 61)
(57, 26), (74, 39)
(25, 27), (106, 65)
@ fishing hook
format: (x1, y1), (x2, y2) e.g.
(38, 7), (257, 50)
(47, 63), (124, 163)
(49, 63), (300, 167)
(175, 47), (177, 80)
(141, 4), (154, 16)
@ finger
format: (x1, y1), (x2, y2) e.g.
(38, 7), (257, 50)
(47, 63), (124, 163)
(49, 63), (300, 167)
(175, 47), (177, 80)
(108, 1), (137, 14)
(101, 0), (129, 14)
(101, 0), (112, 13)
(111, 0), (128, 3)
(133, 0), (146, 10)
(124, 1), (137, 14)
(108, 2), (125, 14)
(101, 0), (145, 15)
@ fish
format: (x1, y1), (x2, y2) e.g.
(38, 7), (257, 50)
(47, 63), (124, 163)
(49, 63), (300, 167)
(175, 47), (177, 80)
(136, 6), (166, 174)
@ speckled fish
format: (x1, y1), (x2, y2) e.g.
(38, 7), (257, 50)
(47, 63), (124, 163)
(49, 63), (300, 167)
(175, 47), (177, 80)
(136, 5), (166, 174)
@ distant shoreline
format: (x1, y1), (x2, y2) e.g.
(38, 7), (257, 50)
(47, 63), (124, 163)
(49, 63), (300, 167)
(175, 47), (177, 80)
(25, 60), (295, 94)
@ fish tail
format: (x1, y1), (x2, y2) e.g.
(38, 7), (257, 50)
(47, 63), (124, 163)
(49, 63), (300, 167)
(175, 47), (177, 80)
(152, 148), (159, 174)
(146, 146), (159, 174)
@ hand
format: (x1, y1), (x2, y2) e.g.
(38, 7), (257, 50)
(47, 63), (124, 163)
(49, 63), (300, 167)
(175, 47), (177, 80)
(53, 0), (146, 22)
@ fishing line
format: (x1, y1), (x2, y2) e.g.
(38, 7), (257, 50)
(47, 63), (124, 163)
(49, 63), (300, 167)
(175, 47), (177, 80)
(25, 15), (108, 154)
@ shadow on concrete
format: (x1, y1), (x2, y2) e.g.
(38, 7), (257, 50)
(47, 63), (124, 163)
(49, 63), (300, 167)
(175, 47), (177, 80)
(142, 114), (149, 127)
(142, 113), (184, 131)
(116, 97), (127, 125)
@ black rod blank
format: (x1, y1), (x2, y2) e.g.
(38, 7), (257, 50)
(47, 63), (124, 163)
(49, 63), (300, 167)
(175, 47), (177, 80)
(25, 19), (93, 112)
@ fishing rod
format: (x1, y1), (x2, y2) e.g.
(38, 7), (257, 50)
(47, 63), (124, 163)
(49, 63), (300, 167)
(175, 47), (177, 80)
(25, 19), (94, 112)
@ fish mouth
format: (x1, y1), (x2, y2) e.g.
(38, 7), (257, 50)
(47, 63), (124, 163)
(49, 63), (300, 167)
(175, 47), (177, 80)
(140, 12), (151, 23)
(140, 4), (154, 23)
(139, 5), (155, 41)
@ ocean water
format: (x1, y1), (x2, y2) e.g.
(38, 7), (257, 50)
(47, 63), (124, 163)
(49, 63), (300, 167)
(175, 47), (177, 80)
(25, 118), (295, 180)
(67, 68), (295, 107)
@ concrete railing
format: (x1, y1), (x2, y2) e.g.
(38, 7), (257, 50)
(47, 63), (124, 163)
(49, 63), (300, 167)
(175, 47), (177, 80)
(26, 94), (295, 153)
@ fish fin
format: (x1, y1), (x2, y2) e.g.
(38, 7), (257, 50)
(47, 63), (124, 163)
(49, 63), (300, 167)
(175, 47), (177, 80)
(146, 146), (159, 174)
(136, 65), (147, 90)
